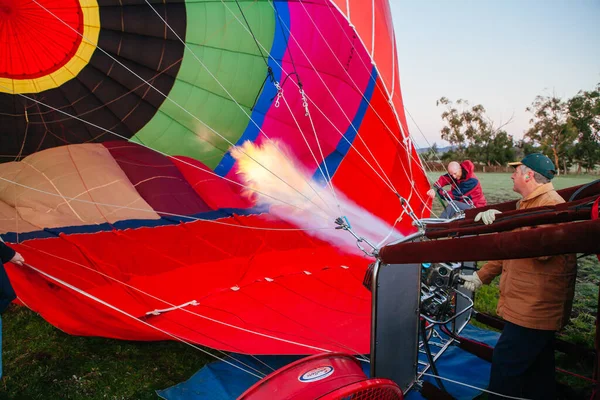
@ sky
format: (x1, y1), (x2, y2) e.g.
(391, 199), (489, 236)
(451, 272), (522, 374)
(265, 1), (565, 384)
(390, 0), (600, 149)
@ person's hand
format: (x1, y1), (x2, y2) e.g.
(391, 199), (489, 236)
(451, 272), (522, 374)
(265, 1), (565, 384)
(460, 272), (482, 291)
(474, 209), (501, 225)
(10, 252), (24, 266)
(426, 188), (436, 199)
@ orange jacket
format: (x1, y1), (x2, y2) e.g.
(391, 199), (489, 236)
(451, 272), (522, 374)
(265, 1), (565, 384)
(477, 183), (577, 331)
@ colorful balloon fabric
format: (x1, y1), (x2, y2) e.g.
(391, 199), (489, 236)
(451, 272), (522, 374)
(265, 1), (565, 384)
(0, 0), (430, 354)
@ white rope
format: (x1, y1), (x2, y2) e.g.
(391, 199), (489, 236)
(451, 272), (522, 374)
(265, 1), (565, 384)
(0, 176), (333, 232)
(21, 244), (362, 355)
(221, 1), (400, 198)
(146, 300), (199, 316)
(317, 6), (438, 218)
(421, 373), (532, 400)
(142, 0), (339, 217)
(315, 2), (436, 210)
(324, 2), (422, 178)
(29, 0), (337, 220)
(21, 261), (266, 379)
(269, 0), (400, 195)
(0, 88), (337, 225)
(277, 94), (345, 217)
(282, 0), (437, 216)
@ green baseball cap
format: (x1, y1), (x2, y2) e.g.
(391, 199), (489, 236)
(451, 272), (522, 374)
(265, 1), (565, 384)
(508, 153), (556, 180)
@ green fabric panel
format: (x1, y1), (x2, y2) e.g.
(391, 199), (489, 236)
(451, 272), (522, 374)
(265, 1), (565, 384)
(132, 0), (276, 169)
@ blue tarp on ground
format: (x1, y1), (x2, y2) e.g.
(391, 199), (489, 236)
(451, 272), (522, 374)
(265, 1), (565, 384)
(157, 324), (500, 400)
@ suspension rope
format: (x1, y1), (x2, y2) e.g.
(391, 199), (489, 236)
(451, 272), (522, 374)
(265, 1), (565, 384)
(319, 2), (441, 211)
(31, 0), (337, 220)
(234, 0), (269, 66)
(221, 0), (399, 197)
(276, 0), (436, 216)
(0, 177), (336, 232)
(0, 90), (336, 225)
(20, 260), (266, 379)
(21, 243), (355, 355)
(141, 0), (338, 217)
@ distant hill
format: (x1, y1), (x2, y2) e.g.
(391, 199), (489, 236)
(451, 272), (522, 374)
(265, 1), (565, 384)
(416, 145), (455, 154)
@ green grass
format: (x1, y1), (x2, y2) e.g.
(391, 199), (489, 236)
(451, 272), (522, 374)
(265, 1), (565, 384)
(1, 173), (597, 399)
(1, 306), (211, 400)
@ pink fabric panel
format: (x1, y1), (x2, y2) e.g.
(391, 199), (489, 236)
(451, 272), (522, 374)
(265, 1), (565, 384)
(226, 1), (373, 180)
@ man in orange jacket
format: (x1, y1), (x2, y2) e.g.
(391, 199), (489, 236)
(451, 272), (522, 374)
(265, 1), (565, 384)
(460, 153), (577, 399)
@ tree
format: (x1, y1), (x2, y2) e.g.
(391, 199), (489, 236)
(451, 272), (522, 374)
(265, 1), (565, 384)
(420, 143), (439, 162)
(568, 84), (600, 173)
(437, 97), (514, 165)
(525, 95), (578, 175)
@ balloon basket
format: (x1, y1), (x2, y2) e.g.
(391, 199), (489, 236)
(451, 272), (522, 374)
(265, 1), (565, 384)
(237, 352), (403, 400)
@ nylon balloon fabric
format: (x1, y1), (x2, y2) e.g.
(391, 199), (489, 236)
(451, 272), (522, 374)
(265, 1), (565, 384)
(0, 0), (430, 354)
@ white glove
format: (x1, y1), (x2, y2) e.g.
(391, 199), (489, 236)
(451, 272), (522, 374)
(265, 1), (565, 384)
(460, 272), (482, 292)
(426, 188), (436, 199)
(474, 209), (501, 225)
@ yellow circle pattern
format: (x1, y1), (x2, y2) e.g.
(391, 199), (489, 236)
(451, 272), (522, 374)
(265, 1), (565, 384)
(0, 0), (100, 95)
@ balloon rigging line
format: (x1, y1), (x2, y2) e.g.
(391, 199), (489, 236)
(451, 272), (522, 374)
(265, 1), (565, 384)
(302, 2), (434, 221)
(239, 0), (398, 195)
(292, 0), (402, 194)
(233, 0), (269, 67)
(271, 0), (435, 216)
(403, 105), (471, 201)
(20, 244), (354, 356)
(141, 0), (340, 217)
(267, 0), (434, 222)
(0, 176), (334, 232)
(20, 260), (266, 380)
(31, 0), (338, 221)
(323, 0), (440, 211)
(267, 1), (342, 208)
(323, 1), (421, 182)
(220, 0), (400, 198)
(219, 0), (343, 215)
(277, 92), (345, 217)
(318, 1), (436, 213)
(294, 0), (436, 217)
(66, 145), (115, 226)
(0, 87), (334, 225)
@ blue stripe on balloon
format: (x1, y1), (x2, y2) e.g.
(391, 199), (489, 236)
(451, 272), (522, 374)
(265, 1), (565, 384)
(312, 66), (378, 184)
(0, 206), (269, 243)
(214, 2), (291, 177)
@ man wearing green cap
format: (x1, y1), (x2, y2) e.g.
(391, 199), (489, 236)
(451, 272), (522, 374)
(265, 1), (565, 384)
(459, 153), (577, 399)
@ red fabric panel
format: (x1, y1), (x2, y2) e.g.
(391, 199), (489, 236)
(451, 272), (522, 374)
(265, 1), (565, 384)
(104, 142), (213, 215)
(329, 0), (414, 150)
(172, 156), (252, 210)
(7, 215), (371, 354)
(0, 0), (83, 78)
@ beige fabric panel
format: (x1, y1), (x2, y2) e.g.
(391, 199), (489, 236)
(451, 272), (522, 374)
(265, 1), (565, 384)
(0, 143), (160, 234)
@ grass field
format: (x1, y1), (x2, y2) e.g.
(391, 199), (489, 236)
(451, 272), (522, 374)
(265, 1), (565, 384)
(0, 173), (597, 400)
